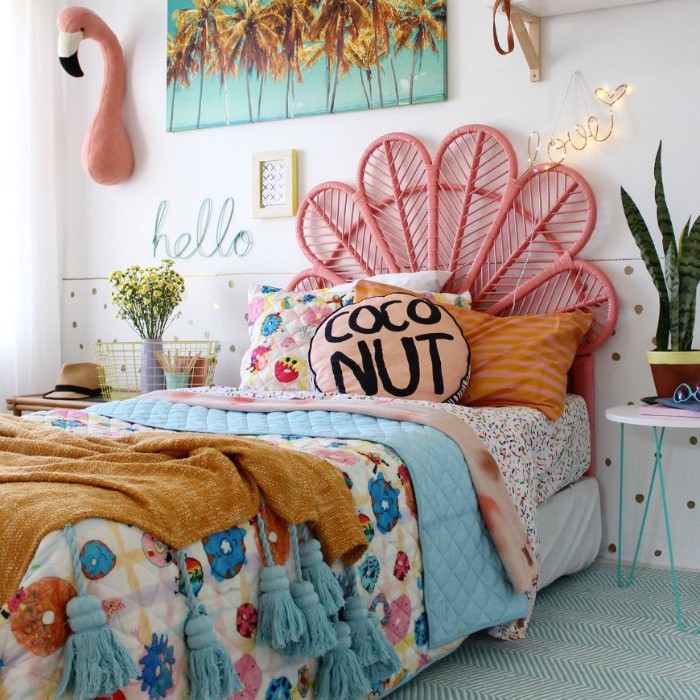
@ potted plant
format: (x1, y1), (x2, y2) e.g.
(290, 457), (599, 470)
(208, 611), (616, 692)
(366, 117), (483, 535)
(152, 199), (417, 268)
(621, 142), (700, 397)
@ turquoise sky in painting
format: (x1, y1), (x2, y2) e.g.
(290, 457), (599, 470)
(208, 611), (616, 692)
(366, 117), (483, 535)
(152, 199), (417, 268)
(167, 0), (447, 132)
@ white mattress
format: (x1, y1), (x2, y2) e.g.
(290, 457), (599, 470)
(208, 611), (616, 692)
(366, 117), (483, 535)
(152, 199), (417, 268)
(537, 476), (601, 588)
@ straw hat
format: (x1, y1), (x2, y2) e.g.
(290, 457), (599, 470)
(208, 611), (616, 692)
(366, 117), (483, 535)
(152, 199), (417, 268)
(43, 362), (103, 400)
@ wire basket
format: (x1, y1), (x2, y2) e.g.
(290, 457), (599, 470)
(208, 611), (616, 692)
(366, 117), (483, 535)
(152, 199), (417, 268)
(93, 340), (221, 400)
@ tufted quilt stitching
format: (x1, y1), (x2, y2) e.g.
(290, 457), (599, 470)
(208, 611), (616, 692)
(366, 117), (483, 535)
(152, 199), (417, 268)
(91, 399), (528, 648)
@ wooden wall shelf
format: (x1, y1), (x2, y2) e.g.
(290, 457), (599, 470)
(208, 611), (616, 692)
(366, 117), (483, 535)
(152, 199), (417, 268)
(512, 0), (660, 16)
(510, 7), (541, 82)
(503, 0), (662, 81)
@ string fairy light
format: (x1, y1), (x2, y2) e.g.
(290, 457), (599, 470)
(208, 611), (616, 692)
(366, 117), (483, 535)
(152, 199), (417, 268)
(528, 72), (628, 168)
(516, 75), (627, 313)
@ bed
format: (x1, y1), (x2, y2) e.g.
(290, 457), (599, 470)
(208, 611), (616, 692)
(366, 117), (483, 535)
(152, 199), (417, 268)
(0, 124), (618, 700)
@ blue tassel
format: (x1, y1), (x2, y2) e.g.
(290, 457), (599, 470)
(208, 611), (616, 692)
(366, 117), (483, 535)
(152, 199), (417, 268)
(55, 594), (138, 700)
(343, 595), (402, 683)
(56, 524), (138, 700)
(257, 565), (305, 650)
(185, 614), (242, 700)
(284, 580), (337, 658)
(299, 538), (344, 617)
(176, 549), (241, 699)
(315, 621), (371, 700)
(365, 655), (404, 686)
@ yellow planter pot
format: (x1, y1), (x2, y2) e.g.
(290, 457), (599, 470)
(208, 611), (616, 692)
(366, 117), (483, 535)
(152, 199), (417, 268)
(646, 350), (700, 398)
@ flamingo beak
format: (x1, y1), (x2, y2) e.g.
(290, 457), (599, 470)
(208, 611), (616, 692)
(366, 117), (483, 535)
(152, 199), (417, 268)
(58, 30), (84, 77)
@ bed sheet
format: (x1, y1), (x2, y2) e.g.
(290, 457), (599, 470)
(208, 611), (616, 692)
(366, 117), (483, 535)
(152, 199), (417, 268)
(446, 394), (591, 505)
(439, 393), (591, 576)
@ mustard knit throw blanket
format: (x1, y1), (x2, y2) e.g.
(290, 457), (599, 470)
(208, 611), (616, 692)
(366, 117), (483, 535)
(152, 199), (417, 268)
(0, 416), (367, 604)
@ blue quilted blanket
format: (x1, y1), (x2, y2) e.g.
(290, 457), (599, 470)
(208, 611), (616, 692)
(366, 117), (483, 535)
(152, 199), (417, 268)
(91, 398), (527, 647)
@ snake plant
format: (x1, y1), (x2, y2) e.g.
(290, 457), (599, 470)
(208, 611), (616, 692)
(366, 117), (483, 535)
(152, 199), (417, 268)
(620, 143), (700, 351)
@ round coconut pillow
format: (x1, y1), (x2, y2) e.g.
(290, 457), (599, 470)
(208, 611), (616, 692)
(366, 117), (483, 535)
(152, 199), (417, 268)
(309, 293), (470, 403)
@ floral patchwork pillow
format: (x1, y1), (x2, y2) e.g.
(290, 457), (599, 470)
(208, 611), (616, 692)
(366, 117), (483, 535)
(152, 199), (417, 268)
(239, 285), (353, 392)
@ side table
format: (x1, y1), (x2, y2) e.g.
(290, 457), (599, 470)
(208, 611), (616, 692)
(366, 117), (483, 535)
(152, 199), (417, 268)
(605, 405), (699, 633)
(5, 394), (102, 416)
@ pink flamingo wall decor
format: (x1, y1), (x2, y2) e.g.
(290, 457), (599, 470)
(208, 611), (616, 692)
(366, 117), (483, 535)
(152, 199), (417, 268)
(57, 7), (135, 186)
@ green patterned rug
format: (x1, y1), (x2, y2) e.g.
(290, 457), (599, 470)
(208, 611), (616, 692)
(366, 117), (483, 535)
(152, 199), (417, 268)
(392, 561), (700, 700)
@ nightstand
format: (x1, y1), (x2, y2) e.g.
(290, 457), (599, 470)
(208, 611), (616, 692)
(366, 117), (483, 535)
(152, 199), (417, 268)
(5, 394), (102, 416)
(605, 405), (699, 633)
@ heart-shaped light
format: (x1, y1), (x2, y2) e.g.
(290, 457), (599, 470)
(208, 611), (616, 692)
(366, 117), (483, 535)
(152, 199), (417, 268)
(595, 83), (627, 107)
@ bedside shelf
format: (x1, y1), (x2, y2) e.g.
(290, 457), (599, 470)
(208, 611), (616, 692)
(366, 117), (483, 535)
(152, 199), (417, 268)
(500, 0), (664, 81)
(512, 0), (660, 17)
(6, 394), (103, 416)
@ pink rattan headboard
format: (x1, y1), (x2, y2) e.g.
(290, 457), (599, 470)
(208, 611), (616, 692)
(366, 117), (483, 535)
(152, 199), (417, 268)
(290, 124), (619, 468)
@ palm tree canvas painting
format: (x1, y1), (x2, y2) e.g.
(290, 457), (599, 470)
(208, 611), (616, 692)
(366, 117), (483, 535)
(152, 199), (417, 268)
(167, 0), (447, 131)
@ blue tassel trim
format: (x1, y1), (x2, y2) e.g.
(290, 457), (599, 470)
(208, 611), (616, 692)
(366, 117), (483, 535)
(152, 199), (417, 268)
(315, 621), (372, 700)
(343, 594), (402, 683)
(256, 565), (305, 650)
(364, 653), (404, 686)
(55, 594), (138, 700)
(299, 538), (344, 617)
(185, 614), (242, 699)
(285, 580), (337, 658)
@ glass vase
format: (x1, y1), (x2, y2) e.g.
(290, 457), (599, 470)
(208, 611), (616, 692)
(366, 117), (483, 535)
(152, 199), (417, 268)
(140, 338), (164, 394)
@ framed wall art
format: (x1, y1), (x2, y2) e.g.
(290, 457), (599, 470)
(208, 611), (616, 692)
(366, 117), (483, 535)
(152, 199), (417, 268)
(252, 150), (298, 219)
(166, 0), (447, 132)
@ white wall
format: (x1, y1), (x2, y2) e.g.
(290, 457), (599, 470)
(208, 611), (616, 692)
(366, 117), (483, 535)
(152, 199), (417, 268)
(55, 0), (699, 569)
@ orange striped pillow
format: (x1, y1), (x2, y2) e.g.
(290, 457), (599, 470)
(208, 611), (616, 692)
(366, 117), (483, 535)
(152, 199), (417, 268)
(354, 280), (592, 419)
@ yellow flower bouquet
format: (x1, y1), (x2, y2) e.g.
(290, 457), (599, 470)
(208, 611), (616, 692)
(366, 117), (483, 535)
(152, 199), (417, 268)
(108, 259), (185, 340)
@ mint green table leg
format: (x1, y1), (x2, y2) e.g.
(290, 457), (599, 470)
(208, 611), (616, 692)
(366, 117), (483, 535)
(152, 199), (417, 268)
(617, 424), (662, 589)
(617, 422), (626, 588)
(653, 426), (697, 633)
(617, 423), (697, 633)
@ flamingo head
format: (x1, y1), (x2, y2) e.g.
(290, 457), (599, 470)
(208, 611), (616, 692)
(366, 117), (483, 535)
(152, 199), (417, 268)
(57, 7), (113, 78)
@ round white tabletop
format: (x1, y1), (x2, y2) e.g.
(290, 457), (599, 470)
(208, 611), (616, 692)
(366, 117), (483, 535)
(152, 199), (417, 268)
(605, 404), (700, 429)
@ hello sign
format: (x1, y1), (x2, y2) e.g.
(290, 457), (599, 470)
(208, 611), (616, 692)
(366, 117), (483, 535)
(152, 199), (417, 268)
(309, 293), (470, 403)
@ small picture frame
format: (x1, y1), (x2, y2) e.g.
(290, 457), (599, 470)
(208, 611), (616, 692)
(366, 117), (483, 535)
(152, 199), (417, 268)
(252, 149), (298, 219)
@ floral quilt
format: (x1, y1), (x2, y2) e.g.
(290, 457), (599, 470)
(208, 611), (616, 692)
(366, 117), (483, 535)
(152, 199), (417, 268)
(0, 411), (460, 699)
(0, 394), (588, 699)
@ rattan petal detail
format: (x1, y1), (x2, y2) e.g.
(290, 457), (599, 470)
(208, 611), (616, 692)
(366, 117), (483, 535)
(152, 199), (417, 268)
(291, 124), (617, 351)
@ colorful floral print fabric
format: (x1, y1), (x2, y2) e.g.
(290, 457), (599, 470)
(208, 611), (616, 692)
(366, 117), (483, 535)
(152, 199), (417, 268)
(0, 411), (457, 698)
(0, 395), (589, 696)
(238, 285), (353, 393)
